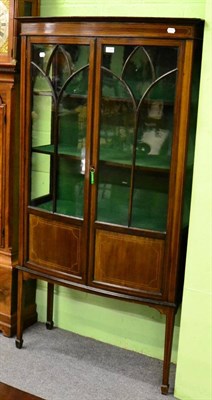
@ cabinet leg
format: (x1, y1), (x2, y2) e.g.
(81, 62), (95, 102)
(15, 270), (24, 349)
(46, 283), (54, 330)
(161, 307), (175, 395)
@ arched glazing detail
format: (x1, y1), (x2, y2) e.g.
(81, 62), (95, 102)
(30, 43), (90, 218)
(97, 44), (178, 231)
(122, 46), (156, 101)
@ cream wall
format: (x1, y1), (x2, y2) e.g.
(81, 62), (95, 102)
(41, 0), (205, 19)
(36, 1), (211, 399)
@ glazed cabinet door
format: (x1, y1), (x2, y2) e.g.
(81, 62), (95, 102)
(21, 37), (95, 283)
(20, 32), (195, 296)
(88, 38), (184, 299)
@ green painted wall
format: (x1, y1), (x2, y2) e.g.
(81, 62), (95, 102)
(174, 0), (212, 398)
(36, 1), (211, 399)
(37, 281), (181, 361)
(40, 0), (205, 19)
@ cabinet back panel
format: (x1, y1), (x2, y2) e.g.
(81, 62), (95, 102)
(93, 229), (164, 295)
(28, 214), (82, 278)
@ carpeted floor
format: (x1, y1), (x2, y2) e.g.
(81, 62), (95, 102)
(0, 322), (177, 400)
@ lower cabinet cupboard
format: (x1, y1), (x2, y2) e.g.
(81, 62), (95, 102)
(15, 17), (204, 394)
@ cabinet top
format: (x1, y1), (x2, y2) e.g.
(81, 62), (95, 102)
(17, 16), (204, 40)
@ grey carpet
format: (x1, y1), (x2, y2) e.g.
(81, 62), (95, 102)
(0, 322), (177, 400)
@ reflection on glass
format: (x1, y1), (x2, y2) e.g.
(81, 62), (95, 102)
(98, 165), (131, 226)
(131, 172), (168, 231)
(58, 68), (88, 156)
(24, 2), (32, 16)
(99, 68), (135, 164)
(56, 158), (84, 218)
(29, 44), (89, 218)
(123, 46), (155, 101)
(136, 71), (176, 169)
(97, 44), (178, 231)
(31, 95), (52, 150)
(30, 153), (51, 207)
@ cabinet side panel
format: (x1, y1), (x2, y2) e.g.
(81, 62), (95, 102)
(28, 214), (82, 278)
(0, 102), (5, 248)
(94, 229), (165, 295)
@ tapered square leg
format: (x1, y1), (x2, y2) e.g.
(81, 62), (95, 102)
(15, 269), (24, 349)
(161, 307), (175, 394)
(46, 282), (54, 330)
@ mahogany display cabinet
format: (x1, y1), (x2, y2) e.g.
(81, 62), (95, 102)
(15, 17), (204, 394)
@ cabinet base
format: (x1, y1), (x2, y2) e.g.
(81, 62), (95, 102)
(0, 307), (37, 337)
(0, 263), (37, 337)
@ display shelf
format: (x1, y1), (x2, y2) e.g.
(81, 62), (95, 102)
(31, 199), (84, 218)
(31, 194), (167, 232)
(33, 145), (170, 171)
(97, 199), (167, 231)
(32, 144), (83, 157)
(97, 180), (168, 231)
(99, 150), (171, 171)
(33, 90), (53, 96)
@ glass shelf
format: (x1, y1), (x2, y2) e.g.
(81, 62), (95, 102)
(97, 207), (167, 231)
(31, 198), (84, 218)
(32, 144), (83, 158)
(99, 149), (170, 171)
(33, 90), (53, 96)
(32, 145), (170, 171)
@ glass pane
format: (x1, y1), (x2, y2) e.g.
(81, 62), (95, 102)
(99, 69), (134, 164)
(58, 68), (88, 156)
(24, 1), (32, 16)
(30, 153), (52, 210)
(29, 43), (89, 218)
(31, 62), (54, 154)
(97, 64), (134, 224)
(97, 44), (178, 231)
(123, 46), (155, 101)
(56, 157), (84, 218)
(131, 172), (169, 231)
(31, 45), (55, 79)
(31, 94), (52, 150)
(97, 165), (131, 226)
(51, 44), (89, 93)
(136, 71), (177, 168)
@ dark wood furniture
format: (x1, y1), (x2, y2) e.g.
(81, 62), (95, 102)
(0, 1), (40, 336)
(0, 382), (44, 400)
(15, 17), (204, 394)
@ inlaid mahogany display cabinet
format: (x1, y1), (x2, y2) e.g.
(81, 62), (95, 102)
(0, 0), (40, 336)
(15, 17), (204, 394)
